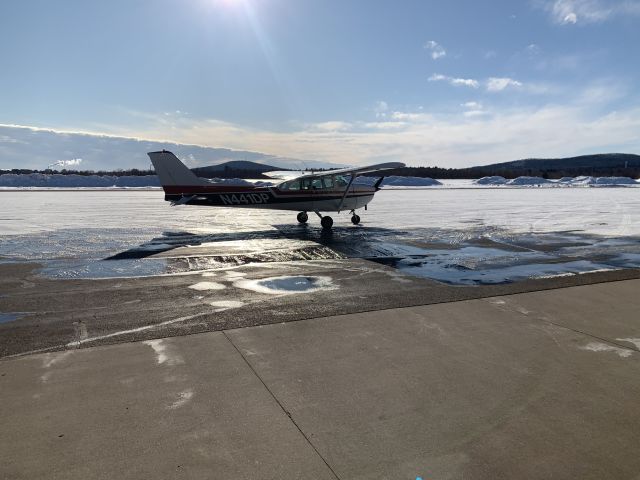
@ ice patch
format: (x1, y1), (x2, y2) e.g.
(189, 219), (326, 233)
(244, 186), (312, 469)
(201, 272), (217, 277)
(234, 275), (335, 294)
(579, 342), (632, 358)
(616, 338), (640, 350)
(168, 389), (194, 409)
(188, 281), (225, 291)
(143, 339), (183, 365)
(0, 312), (27, 324)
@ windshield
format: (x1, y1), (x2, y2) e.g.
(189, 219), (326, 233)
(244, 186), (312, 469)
(280, 174), (352, 190)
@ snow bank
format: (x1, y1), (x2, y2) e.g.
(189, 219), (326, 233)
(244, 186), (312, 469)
(474, 176), (507, 186)
(506, 176), (552, 186)
(559, 176), (638, 186)
(0, 173), (161, 188)
(0, 174), (269, 188)
(474, 175), (639, 187)
(355, 176), (442, 187)
(205, 177), (253, 186)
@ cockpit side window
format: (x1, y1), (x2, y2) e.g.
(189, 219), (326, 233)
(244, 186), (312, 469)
(301, 178), (312, 190)
(323, 176), (334, 189)
(311, 178), (323, 189)
(281, 180), (301, 190)
(334, 175), (350, 187)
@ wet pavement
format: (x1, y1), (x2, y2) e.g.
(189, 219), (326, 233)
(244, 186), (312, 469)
(1, 190), (640, 357)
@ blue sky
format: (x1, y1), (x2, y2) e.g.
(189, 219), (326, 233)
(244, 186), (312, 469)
(1, 0), (640, 168)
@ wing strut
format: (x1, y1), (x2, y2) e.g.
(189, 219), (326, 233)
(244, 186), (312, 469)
(337, 174), (356, 213)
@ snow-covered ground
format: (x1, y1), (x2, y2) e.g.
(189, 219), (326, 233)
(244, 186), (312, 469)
(1, 189), (638, 284)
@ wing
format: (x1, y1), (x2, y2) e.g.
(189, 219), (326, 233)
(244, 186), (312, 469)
(262, 170), (308, 180)
(321, 162), (405, 177)
(275, 162), (405, 184)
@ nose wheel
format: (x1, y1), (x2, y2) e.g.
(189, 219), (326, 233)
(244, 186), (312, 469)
(320, 216), (334, 229)
(351, 214), (361, 225)
(297, 211), (308, 223)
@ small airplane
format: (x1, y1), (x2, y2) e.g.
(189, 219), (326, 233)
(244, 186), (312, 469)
(148, 150), (405, 229)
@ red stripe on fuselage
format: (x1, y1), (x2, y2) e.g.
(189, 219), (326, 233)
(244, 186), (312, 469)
(163, 185), (376, 196)
(163, 185), (267, 194)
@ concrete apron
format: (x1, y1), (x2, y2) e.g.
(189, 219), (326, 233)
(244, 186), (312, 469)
(2, 279), (640, 480)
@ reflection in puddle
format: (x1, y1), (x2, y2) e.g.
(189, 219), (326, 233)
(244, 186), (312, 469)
(40, 258), (168, 279)
(235, 276), (335, 294)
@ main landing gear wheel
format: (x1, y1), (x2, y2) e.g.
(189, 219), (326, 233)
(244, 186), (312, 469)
(321, 216), (334, 229)
(297, 211), (308, 223)
(351, 214), (361, 225)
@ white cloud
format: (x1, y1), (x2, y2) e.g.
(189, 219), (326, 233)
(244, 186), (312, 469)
(526, 44), (542, 55)
(429, 74), (480, 88)
(424, 40), (446, 60)
(542, 0), (640, 24)
(391, 111), (426, 121)
(2, 80), (638, 169)
(461, 101), (482, 109)
(310, 121), (353, 132)
(374, 100), (389, 118)
(486, 77), (523, 92)
(463, 110), (490, 118)
(461, 102), (489, 117)
(48, 158), (83, 168)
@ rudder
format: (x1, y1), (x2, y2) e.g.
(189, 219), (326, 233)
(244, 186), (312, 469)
(148, 150), (207, 187)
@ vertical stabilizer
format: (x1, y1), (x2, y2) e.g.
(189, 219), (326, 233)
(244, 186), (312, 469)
(148, 150), (207, 187)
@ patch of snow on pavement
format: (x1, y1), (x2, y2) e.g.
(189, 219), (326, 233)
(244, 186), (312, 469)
(168, 389), (194, 409)
(210, 300), (245, 311)
(616, 338), (640, 350)
(188, 281), (226, 291)
(579, 342), (633, 358)
(143, 339), (183, 365)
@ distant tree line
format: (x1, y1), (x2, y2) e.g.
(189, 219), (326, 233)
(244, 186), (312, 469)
(0, 168), (156, 177)
(2, 153), (639, 179)
(364, 165), (640, 179)
(191, 167), (273, 179)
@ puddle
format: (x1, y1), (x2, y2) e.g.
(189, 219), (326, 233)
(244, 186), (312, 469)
(389, 257), (616, 285)
(234, 276), (335, 294)
(40, 258), (168, 279)
(0, 312), (27, 324)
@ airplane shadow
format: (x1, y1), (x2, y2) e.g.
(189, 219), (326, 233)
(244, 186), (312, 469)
(106, 224), (412, 261)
